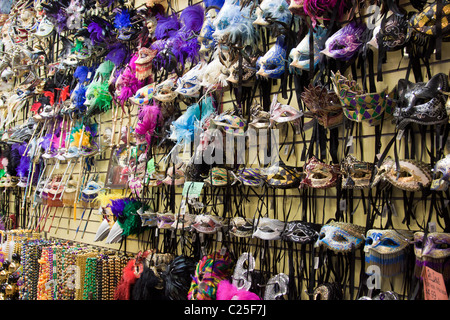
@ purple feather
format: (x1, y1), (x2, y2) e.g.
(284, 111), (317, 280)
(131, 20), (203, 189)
(88, 22), (107, 45)
(180, 4), (204, 34)
(154, 14), (180, 40)
(109, 198), (127, 217)
(114, 8), (132, 29)
(16, 154), (30, 178)
(40, 133), (53, 151)
(106, 42), (130, 66)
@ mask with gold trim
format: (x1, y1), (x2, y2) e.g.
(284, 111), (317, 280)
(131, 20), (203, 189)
(300, 156), (340, 189)
(414, 231), (450, 282)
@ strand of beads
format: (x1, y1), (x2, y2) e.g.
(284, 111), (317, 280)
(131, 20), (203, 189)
(82, 256), (98, 300)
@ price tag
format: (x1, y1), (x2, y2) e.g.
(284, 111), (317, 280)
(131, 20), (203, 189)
(147, 158), (155, 175)
(422, 266), (448, 300)
(182, 182), (204, 198)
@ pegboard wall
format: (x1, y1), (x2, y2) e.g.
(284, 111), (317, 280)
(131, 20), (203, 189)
(1, 0), (450, 300)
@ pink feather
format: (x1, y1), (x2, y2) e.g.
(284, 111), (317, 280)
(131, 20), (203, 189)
(135, 102), (162, 145)
(216, 280), (260, 300)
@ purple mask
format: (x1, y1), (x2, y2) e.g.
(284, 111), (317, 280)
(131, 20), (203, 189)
(321, 21), (367, 61)
(414, 232), (450, 282)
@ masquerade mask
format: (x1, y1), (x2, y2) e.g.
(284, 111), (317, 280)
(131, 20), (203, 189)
(256, 35), (287, 79)
(130, 83), (155, 105)
(315, 221), (365, 252)
(431, 154), (450, 191)
(270, 99), (303, 125)
(81, 181), (103, 203)
(281, 220), (321, 244)
(229, 217), (254, 238)
(340, 155), (374, 189)
(198, 10), (217, 58)
(313, 282), (343, 300)
(249, 103), (271, 129)
(201, 56), (230, 91)
(176, 61), (206, 97)
(253, 0), (292, 27)
(211, 113), (246, 135)
(414, 231), (450, 282)
(395, 73), (449, 129)
(372, 156), (432, 191)
(153, 78), (178, 103)
(290, 26), (326, 71)
(300, 157), (340, 189)
(252, 217), (285, 241)
(236, 168), (264, 187)
(265, 163), (302, 188)
(227, 53), (258, 86)
(204, 167), (234, 187)
(321, 21), (367, 61)
(192, 214), (226, 234)
(232, 252), (255, 291)
(301, 83), (343, 128)
(331, 71), (397, 126)
(162, 163), (185, 186)
(157, 212), (175, 229)
(410, 1), (450, 38)
(34, 18), (54, 37)
(364, 229), (414, 277)
(171, 213), (195, 230)
(264, 273), (289, 300)
(377, 13), (410, 52)
(135, 47), (157, 81)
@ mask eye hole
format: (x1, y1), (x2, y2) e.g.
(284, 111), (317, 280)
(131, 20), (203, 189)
(332, 234), (347, 242)
(380, 238), (399, 247)
(319, 232), (326, 240)
(415, 240), (423, 248)
(312, 172), (328, 179)
(436, 243), (450, 250)
(365, 238), (373, 246)
(398, 170), (412, 178)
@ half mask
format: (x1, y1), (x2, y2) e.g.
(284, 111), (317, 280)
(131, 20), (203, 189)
(340, 155), (374, 189)
(162, 163), (185, 186)
(315, 221), (365, 253)
(321, 21), (367, 61)
(281, 220), (321, 244)
(253, 0), (292, 27)
(265, 163), (302, 188)
(192, 214), (226, 234)
(300, 156), (340, 189)
(256, 35), (287, 79)
(410, 1), (450, 39)
(235, 168), (264, 187)
(414, 231), (450, 282)
(252, 217), (285, 241)
(176, 61), (206, 97)
(229, 217), (254, 238)
(290, 26), (326, 72)
(431, 154), (450, 191)
(204, 167), (234, 187)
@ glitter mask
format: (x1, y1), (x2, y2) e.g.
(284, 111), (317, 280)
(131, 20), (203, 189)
(192, 214), (226, 234)
(300, 156), (341, 189)
(270, 99), (303, 125)
(372, 156), (432, 191)
(414, 231), (450, 282)
(321, 21), (367, 61)
(227, 54), (258, 86)
(364, 229), (414, 277)
(264, 273), (289, 300)
(256, 35), (287, 79)
(211, 113), (246, 135)
(156, 212), (175, 229)
(431, 154), (450, 191)
(265, 163), (302, 188)
(130, 83), (155, 105)
(229, 217), (254, 238)
(331, 71), (397, 126)
(232, 252), (255, 291)
(204, 167), (234, 187)
(135, 47), (157, 81)
(176, 61), (206, 97)
(301, 83), (343, 128)
(377, 13), (410, 52)
(162, 163), (185, 186)
(290, 26), (326, 71)
(281, 220), (321, 244)
(395, 73), (449, 129)
(340, 155), (374, 189)
(236, 168), (264, 187)
(153, 78), (178, 103)
(315, 221), (366, 252)
(252, 217), (286, 240)
(253, 0), (292, 27)
(410, 1), (450, 39)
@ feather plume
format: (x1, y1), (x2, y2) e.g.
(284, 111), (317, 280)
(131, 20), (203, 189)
(216, 280), (260, 300)
(114, 8), (132, 30)
(95, 192), (124, 207)
(131, 266), (165, 300)
(106, 42), (130, 66)
(180, 4), (204, 34)
(154, 14), (180, 40)
(135, 103), (162, 145)
(114, 259), (138, 300)
(116, 65), (145, 106)
(88, 21), (107, 45)
(161, 255), (196, 300)
(16, 153), (30, 178)
(74, 66), (90, 83)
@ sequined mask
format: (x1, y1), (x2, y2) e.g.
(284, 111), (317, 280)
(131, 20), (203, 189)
(315, 221), (365, 253)
(414, 231), (450, 282)
(135, 47), (157, 81)
(340, 155), (374, 189)
(300, 156), (340, 189)
(281, 220), (321, 244)
(395, 73), (449, 129)
(364, 229), (414, 277)
(252, 217), (285, 241)
(431, 154), (450, 191)
(301, 84), (343, 128)
(256, 35), (287, 79)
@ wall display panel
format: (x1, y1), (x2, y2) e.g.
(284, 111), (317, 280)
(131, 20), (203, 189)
(0, 0), (448, 302)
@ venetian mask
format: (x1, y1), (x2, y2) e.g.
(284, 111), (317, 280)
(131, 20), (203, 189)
(192, 214), (226, 234)
(321, 21), (367, 61)
(211, 113), (246, 136)
(256, 35), (287, 79)
(162, 162), (185, 186)
(235, 168), (264, 187)
(315, 221), (366, 253)
(201, 55), (229, 91)
(227, 53), (258, 86)
(281, 220), (321, 244)
(431, 154), (450, 191)
(371, 156), (432, 191)
(410, 1), (450, 39)
(364, 229), (414, 277)
(252, 217), (286, 241)
(377, 13), (410, 52)
(340, 155), (374, 189)
(265, 163), (302, 188)
(290, 26), (326, 72)
(156, 212), (175, 229)
(198, 9), (218, 59)
(204, 167), (234, 187)
(301, 83), (343, 128)
(153, 78), (178, 103)
(414, 231), (450, 282)
(253, 0), (292, 27)
(300, 157), (341, 189)
(176, 61), (206, 97)
(229, 217), (254, 238)
(395, 73), (449, 129)
(130, 83), (155, 105)
(270, 100), (303, 126)
(34, 17), (54, 38)
(135, 47), (157, 81)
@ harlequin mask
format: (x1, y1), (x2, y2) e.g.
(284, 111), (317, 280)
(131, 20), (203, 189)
(153, 78), (178, 103)
(321, 21), (367, 61)
(253, 0), (292, 27)
(162, 163), (185, 185)
(156, 212), (175, 229)
(431, 154), (450, 191)
(229, 217), (254, 238)
(364, 229), (413, 277)
(130, 83), (155, 105)
(211, 113), (246, 136)
(300, 156), (340, 189)
(340, 155), (374, 189)
(176, 61), (206, 97)
(252, 217), (285, 241)
(331, 71), (397, 126)
(256, 35), (287, 79)
(265, 163), (302, 188)
(236, 168), (264, 187)
(414, 231), (450, 281)
(281, 220), (321, 244)
(135, 47), (157, 81)
(301, 83), (343, 128)
(290, 26), (326, 71)
(377, 13), (410, 52)
(315, 221), (366, 252)
(395, 73), (449, 129)
(372, 156), (432, 191)
(192, 214), (226, 234)
(410, 1), (450, 39)
(204, 167), (234, 187)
